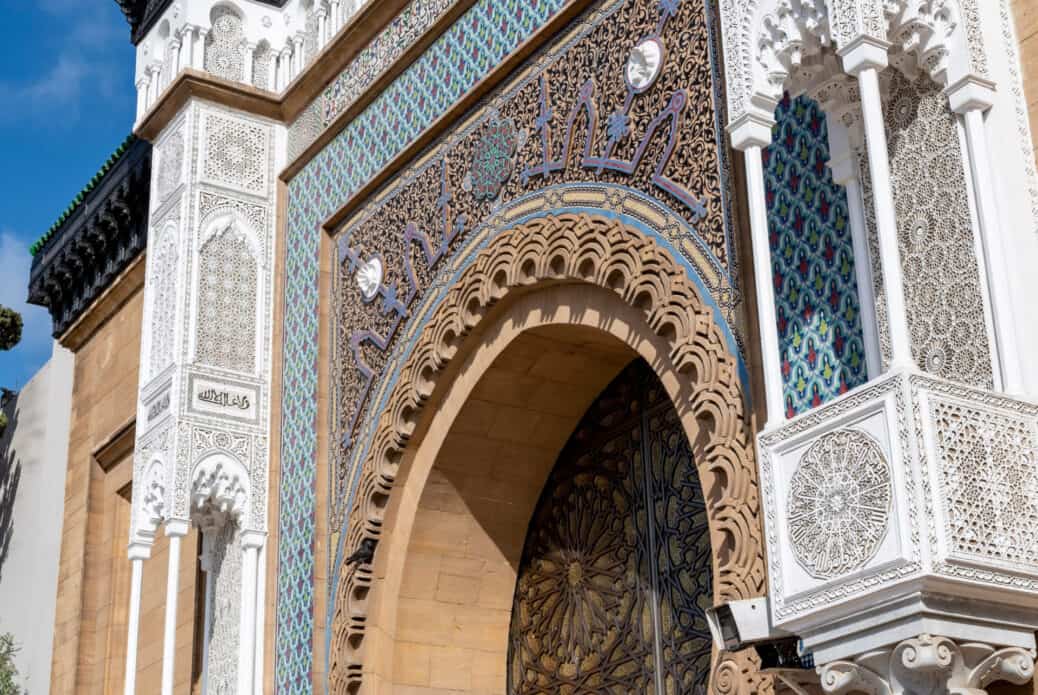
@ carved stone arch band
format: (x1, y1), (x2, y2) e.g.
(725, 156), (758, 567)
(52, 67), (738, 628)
(328, 212), (770, 694)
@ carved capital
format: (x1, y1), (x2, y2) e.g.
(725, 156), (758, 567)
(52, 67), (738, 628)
(817, 635), (1036, 695)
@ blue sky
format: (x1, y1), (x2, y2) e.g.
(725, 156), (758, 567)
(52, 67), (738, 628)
(0, 0), (136, 389)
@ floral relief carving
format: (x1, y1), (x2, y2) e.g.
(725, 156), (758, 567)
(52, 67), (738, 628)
(132, 424), (173, 538)
(191, 455), (249, 529)
(252, 43), (273, 91)
(192, 426), (251, 459)
(201, 522), (241, 694)
(328, 212), (767, 694)
(149, 226), (179, 379)
(156, 131), (184, 204)
(819, 633), (1035, 695)
(463, 115), (524, 201)
(758, 374), (921, 620)
(718, 0), (833, 121)
(827, 0), (886, 46)
(885, 71), (992, 387)
(788, 428), (892, 579)
(999, 0), (1038, 234)
(202, 113), (269, 195)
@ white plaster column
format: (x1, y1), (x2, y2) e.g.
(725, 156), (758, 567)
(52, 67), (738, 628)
(318, 8), (329, 49)
(947, 76), (1023, 394)
(197, 530), (216, 693)
(169, 38), (182, 78)
(244, 42), (257, 86)
(185, 27), (197, 70)
(238, 531), (265, 695)
(135, 76), (150, 121)
(268, 51), (280, 91)
(827, 112), (883, 380)
(293, 34), (305, 75)
(194, 28), (209, 70)
(122, 542), (151, 695)
(731, 114), (785, 426)
(280, 47), (292, 87)
(178, 29), (191, 73)
(160, 519), (189, 695)
(840, 38), (914, 373)
(147, 64), (163, 107)
(331, 0), (343, 33)
(253, 542), (267, 695)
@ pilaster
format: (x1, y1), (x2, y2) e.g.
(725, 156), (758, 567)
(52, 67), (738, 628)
(128, 95), (281, 694)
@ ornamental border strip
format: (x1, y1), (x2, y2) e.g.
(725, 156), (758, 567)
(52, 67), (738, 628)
(275, 0), (574, 688)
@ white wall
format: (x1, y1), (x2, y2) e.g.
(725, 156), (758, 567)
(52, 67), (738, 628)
(0, 342), (73, 694)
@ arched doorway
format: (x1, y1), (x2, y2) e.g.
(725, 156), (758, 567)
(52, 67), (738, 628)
(329, 214), (767, 694)
(509, 358), (713, 694)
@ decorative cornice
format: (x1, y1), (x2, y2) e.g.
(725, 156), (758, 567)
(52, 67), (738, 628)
(26, 137), (152, 338)
(31, 135), (137, 257)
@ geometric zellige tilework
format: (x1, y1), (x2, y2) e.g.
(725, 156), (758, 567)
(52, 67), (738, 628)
(764, 93), (868, 419)
(277, 0), (569, 690)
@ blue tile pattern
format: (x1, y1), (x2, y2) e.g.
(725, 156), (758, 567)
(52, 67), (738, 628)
(277, 0), (569, 690)
(764, 93), (868, 418)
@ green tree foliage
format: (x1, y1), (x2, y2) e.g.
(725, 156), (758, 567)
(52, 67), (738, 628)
(0, 633), (21, 695)
(0, 307), (21, 352)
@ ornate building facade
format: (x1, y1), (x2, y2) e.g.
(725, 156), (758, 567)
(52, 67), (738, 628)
(20, 0), (1038, 692)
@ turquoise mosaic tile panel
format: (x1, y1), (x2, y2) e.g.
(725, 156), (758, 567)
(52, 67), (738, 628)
(277, 0), (568, 690)
(765, 93), (868, 418)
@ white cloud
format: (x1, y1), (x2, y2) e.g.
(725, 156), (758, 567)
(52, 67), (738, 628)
(0, 231), (53, 387)
(0, 4), (130, 127)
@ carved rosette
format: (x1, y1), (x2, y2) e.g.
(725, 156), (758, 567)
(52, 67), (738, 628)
(787, 429), (892, 579)
(463, 115), (523, 201)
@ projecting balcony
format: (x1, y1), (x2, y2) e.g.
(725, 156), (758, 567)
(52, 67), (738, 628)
(756, 368), (1038, 665)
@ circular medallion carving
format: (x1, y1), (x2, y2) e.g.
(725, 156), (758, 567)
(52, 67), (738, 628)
(787, 429), (892, 579)
(464, 115), (523, 201)
(625, 38), (664, 92)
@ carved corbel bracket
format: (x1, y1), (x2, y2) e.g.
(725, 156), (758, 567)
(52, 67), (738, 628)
(817, 635), (1036, 695)
(190, 455), (249, 532)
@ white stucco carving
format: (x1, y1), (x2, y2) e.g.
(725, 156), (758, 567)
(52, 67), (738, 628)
(133, 0), (366, 122)
(819, 634), (1035, 695)
(191, 454), (249, 529)
(717, 0), (993, 126)
(788, 429), (892, 579)
(131, 100), (279, 695)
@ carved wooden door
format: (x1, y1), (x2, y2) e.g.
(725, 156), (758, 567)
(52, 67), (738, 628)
(508, 359), (713, 694)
